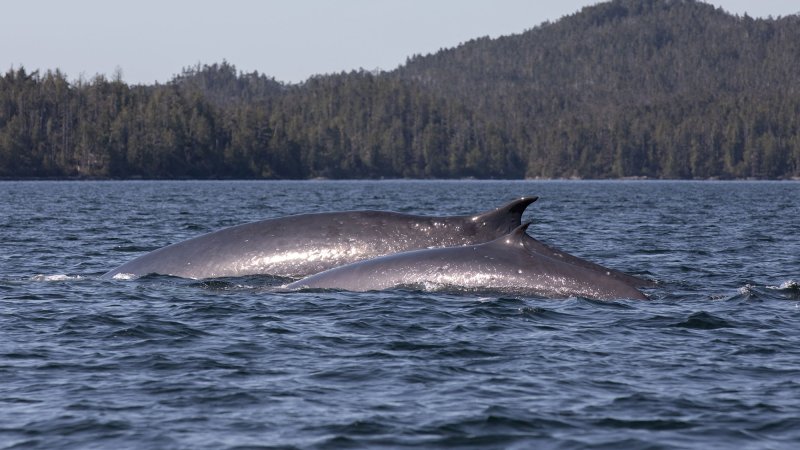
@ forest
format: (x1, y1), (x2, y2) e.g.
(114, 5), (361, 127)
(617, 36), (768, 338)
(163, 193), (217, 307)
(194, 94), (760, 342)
(1, 0), (799, 179)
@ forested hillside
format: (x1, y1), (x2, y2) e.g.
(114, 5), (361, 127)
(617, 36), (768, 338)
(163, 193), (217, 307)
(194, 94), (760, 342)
(2, 0), (799, 179)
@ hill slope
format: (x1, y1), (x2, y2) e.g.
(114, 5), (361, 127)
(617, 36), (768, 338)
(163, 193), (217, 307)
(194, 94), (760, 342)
(396, 0), (800, 178)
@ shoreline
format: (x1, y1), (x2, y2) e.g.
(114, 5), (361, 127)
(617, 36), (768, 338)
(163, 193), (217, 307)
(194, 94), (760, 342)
(1, 176), (799, 182)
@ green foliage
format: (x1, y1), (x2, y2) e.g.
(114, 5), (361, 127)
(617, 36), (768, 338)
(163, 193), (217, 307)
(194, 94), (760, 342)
(1, 0), (799, 179)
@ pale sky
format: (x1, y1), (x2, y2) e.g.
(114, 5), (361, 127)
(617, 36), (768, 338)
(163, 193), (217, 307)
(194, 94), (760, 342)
(1, 0), (797, 85)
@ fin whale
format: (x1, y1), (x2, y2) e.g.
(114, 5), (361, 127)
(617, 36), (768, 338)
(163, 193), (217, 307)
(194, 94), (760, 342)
(102, 197), (538, 280)
(286, 223), (648, 301)
(522, 235), (654, 288)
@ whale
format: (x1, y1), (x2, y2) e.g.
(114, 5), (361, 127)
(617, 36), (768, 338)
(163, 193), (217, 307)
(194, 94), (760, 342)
(522, 234), (654, 288)
(286, 223), (648, 300)
(102, 197), (539, 280)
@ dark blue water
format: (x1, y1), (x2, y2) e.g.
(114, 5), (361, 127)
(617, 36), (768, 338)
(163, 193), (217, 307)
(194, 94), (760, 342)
(1, 180), (798, 450)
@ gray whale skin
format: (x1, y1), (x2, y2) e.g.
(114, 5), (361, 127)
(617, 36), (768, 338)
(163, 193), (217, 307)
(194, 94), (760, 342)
(102, 197), (539, 280)
(286, 223), (648, 300)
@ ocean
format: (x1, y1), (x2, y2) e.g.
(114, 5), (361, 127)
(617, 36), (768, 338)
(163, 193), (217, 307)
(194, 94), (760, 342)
(1, 180), (798, 449)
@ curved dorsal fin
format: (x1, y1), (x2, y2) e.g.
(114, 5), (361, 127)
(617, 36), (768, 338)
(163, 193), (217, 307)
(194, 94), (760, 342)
(472, 197), (538, 233)
(492, 221), (532, 247)
(503, 222), (531, 246)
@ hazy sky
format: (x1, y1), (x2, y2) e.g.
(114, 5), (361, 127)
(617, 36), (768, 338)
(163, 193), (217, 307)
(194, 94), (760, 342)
(2, 0), (797, 85)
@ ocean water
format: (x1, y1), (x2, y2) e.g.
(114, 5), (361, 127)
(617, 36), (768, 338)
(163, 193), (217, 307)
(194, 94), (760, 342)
(1, 180), (798, 450)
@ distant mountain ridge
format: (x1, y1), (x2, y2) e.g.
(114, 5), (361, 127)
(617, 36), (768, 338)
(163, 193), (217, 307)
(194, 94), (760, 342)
(390, 0), (800, 178)
(1, 0), (799, 179)
(401, 0), (799, 100)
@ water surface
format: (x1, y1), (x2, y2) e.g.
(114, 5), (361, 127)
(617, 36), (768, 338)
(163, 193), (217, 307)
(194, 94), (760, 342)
(1, 180), (798, 449)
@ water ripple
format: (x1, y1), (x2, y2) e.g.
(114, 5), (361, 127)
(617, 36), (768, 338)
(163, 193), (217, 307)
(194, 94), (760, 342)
(670, 311), (735, 330)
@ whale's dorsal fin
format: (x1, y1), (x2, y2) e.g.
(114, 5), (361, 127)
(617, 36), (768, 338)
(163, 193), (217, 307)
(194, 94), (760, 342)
(472, 197), (538, 233)
(501, 221), (532, 247)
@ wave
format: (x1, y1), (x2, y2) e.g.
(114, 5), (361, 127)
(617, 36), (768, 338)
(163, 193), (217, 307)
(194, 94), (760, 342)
(670, 311), (734, 330)
(735, 280), (800, 300)
(768, 280), (799, 291)
(29, 274), (84, 282)
(109, 272), (137, 281)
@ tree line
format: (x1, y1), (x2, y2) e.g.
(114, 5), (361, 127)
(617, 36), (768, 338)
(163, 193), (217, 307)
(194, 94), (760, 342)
(1, 0), (799, 179)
